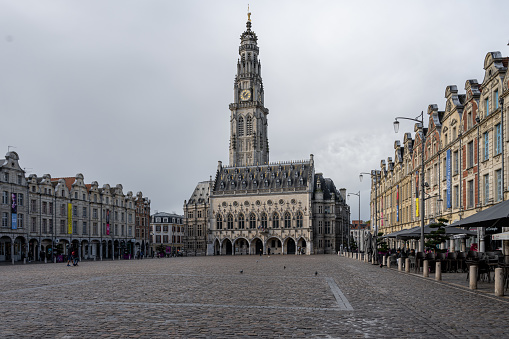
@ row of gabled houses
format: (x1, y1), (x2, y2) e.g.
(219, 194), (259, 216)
(0, 151), (151, 263)
(371, 50), (509, 252)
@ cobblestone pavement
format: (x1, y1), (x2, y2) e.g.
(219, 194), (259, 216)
(1, 255), (509, 338)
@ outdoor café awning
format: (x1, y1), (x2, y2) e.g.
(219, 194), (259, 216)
(382, 226), (420, 238)
(396, 225), (476, 239)
(448, 200), (509, 229)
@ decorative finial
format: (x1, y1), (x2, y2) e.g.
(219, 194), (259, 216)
(247, 4), (251, 22)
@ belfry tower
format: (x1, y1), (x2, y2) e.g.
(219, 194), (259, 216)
(228, 10), (269, 167)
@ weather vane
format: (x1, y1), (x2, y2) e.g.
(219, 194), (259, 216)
(247, 4), (251, 22)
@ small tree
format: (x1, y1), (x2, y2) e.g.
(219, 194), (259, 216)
(350, 237), (358, 251)
(425, 218), (448, 253)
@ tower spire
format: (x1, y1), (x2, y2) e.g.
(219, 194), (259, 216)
(247, 4), (251, 22)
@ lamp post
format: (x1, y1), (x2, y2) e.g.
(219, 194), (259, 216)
(348, 191), (360, 256)
(360, 171), (379, 263)
(394, 111), (426, 253)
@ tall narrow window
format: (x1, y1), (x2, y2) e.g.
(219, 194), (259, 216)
(496, 169), (502, 201)
(467, 180), (474, 208)
(238, 116), (244, 136)
(216, 214), (222, 230)
(296, 211), (303, 228)
(227, 214), (233, 229)
(495, 124), (502, 155)
(246, 116), (253, 135)
(249, 213), (256, 229)
(467, 141), (474, 168)
(453, 185), (459, 208)
(453, 151), (459, 175)
(261, 213), (267, 228)
(485, 98), (489, 116)
(483, 132), (489, 161)
(284, 212), (291, 228)
(483, 174), (489, 204)
(238, 213), (245, 229)
(272, 212), (279, 228)
(495, 90), (499, 109)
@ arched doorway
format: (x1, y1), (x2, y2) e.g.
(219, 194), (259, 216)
(286, 238), (296, 255)
(266, 237), (282, 255)
(223, 239), (233, 255)
(214, 239), (220, 255)
(0, 236), (12, 262)
(297, 238), (307, 255)
(253, 238), (263, 255)
(234, 238), (249, 255)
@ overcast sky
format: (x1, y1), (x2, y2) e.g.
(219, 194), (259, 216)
(1, 1), (508, 221)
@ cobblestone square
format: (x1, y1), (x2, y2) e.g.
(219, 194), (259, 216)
(1, 255), (509, 338)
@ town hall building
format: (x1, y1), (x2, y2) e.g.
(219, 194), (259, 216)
(183, 12), (350, 255)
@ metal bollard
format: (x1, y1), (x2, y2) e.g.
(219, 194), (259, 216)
(423, 260), (429, 277)
(469, 265), (478, 290)
(495, 268), (504, 296)
(435, 262), (442, 281)
(405, 258), (410, 273)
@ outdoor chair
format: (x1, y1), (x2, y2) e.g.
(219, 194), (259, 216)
(446, 252), (458, 272)
(457, 252), (467, 272)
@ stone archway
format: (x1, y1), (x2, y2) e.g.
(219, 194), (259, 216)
(297, 238), (307, 255)
(0, 236), (12, 262)
(266, 237), (282, 255)
(233, 238), (249, 255)
(285, 238), (296, 255)
(252, 238), (263, 255)
(214, 239), (221, 255)
(28, 238), (38, 261)
(222, 239), (233, 255)
(14, 236), (26, 262)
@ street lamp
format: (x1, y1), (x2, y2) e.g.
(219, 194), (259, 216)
(348, 191), (360, 256)
(394, 111), (426, 253)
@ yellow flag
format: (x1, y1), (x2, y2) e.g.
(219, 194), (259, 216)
(415, 198), (419, 217)
(68, 203), (72, 234)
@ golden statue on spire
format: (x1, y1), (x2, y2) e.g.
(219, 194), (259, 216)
(247, 4), (251, 22)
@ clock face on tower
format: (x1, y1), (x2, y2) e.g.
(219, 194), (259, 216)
(240, 89), (251, 101)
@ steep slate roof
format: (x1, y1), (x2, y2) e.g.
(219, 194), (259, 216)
(313, 174), (343, 202)
(213, 161), (311, 193)
(188, 181), (211, 204)
(152, 211), (184, 218)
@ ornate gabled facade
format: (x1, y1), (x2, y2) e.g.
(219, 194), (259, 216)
(0, 150), (149, 263)
(184, 12), (350, 256)
(371, 50), (509, 252)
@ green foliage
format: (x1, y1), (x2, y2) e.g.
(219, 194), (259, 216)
(156, 244), (166, 254)
(425, 218), (448, 252)
(350, 237), (358, 251)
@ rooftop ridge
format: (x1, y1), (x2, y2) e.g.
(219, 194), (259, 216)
(222, 159), (310, 169)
